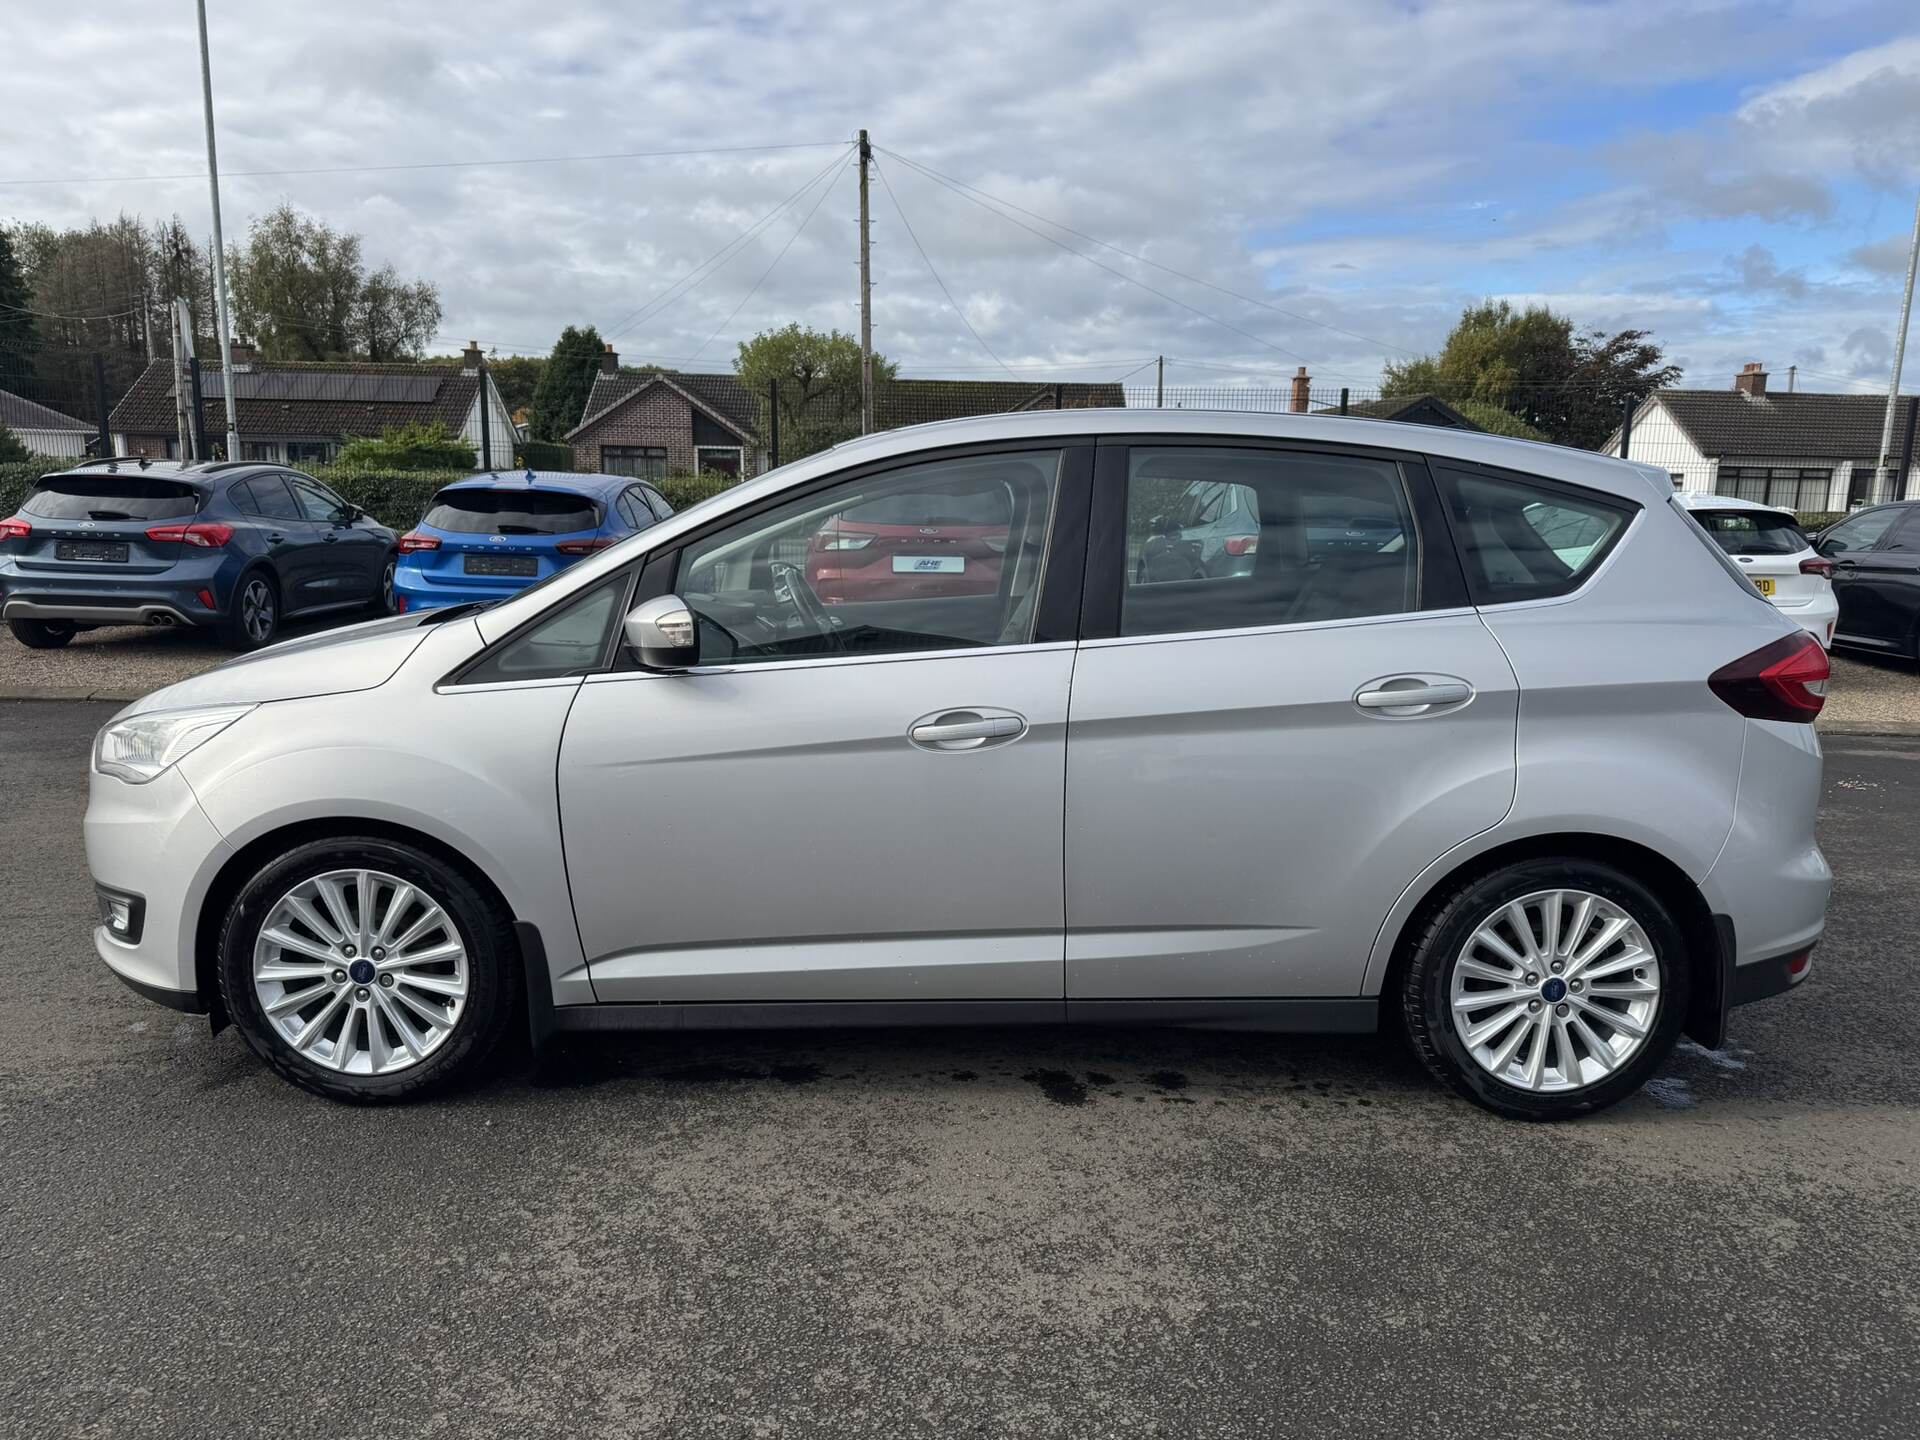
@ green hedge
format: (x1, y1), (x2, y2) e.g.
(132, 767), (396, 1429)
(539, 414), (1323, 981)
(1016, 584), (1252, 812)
(308, 468), (472, 530)
(0, 459), (51, 517)
(654, 471), (740, 512)
(1797, 511), (1843, 533)
(517, 439), (575, 472)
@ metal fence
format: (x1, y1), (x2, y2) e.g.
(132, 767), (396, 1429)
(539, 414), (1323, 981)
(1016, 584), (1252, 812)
(0, 339), (150, 462)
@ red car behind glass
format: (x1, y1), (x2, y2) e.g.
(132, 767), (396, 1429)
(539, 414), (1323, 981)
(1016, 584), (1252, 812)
(805, 487), (1010, 603)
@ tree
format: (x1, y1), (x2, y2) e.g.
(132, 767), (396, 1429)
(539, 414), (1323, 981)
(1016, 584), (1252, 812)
(734, 323), (897, 461)
(528, 325), (605, 441)
(0, 226), (37, 357)
(333, 421), (475, 471)
(228, 204), (440, 362)
(1384, 300), (1679, 450)
(0, 424), (32, 463)
(428, 351), (544, 417)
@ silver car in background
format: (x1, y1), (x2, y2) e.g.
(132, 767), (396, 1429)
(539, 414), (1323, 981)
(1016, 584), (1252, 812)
(85, 409), (1832, 1119)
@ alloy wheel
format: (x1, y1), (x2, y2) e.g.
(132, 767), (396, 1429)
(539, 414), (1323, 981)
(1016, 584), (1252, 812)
(251, 868), (470, 1075)
(1448, 888), (1661, 1092)
(241, 578), (275, 643)
(380, 558), (396, 612)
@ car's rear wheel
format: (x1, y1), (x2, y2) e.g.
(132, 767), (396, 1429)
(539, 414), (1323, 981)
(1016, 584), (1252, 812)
(1401, 858), (1689, 1120)
(370, 552), (397, 615)
(8, 618), (77, 649)
(216, 837), (518, 1102)
(222, 571), (279, 651)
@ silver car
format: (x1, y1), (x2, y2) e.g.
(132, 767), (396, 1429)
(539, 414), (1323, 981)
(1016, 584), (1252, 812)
(85, 410), (1832, 1118)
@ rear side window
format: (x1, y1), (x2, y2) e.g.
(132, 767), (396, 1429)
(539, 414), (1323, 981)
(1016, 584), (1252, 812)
(1436, 467), (1633, 605)
(641, 486), (674, 521)
(1119, 447), (1418, 638)
(22, 475), (201, 521)
(1689, 509), (1808, 556)
(423, 489), (601, 536)
(241, 474), (304, 522)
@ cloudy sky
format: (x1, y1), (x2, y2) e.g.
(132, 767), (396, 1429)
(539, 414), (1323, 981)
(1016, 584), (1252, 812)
(4, 0), (1918, 395)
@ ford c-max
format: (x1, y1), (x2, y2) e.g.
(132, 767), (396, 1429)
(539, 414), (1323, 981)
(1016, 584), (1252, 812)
(84, 409), (1831, 1119)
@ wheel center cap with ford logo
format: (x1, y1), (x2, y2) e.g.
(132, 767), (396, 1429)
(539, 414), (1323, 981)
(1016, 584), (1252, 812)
(1541, 977), (1568, 1003)
(348, 958), (376, 985)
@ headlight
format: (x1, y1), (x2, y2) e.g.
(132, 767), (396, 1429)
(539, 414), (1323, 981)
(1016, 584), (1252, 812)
(92, 704), (255, 784)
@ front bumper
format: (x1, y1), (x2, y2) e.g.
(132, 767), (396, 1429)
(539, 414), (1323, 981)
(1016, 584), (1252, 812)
(84, 762), (232, 1004)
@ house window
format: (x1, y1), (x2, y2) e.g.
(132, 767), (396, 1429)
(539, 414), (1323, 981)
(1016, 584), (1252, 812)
(240, 440), (283, 463)
(1714, 466), (1830, 513)
(286, 440), (337, 466)
(602, 445), (668, 479)
(695, 445), (744, 480)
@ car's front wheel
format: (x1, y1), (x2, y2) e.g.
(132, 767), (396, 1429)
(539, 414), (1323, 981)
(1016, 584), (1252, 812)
(216, 837), (518, 1102)
(8, 618), (77, 649)
(1401, 858), (1688, 1120)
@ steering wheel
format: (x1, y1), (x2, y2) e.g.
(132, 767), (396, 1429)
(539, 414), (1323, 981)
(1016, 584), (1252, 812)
(769, 560), (836, 640)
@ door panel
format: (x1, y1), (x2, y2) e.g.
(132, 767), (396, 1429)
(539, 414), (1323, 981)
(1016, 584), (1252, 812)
(1065, 615), (1517, 997)
(558, 649), (1074, 1001)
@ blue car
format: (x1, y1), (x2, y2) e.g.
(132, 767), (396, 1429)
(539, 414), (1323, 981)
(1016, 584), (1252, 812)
(1, 458), (396, 650)
(394, 472), (674, 612)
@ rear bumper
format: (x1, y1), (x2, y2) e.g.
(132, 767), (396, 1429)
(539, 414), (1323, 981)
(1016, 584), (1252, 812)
(1774, 592), (1839, 647)
(5, 596), (201, 627)
(392, 571), (532, 611)
(0, 561), (232, 628)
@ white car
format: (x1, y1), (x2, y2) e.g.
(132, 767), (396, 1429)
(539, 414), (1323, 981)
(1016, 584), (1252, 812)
(1677, 493), (1838, 647)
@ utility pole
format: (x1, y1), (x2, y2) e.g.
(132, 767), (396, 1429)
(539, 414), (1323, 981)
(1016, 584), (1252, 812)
(1875, 190), (1920, 499)
(196, 0), (240, 460)
(858, 129), (873, 435)
(1155, 355), (1164, 408)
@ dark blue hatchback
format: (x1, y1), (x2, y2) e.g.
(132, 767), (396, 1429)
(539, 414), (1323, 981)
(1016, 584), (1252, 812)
(393, 471), (673, 612)
(0, 458), (397, 650)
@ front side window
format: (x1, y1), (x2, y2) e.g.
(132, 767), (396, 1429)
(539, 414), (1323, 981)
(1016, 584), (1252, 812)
(1820, 508), (1899, 555)
(602, 445), (667, 480)
(1120, 447), (1417, 638)
(677, 450), (1061, 665)
(1437, 467), (1633, 605)
(1690, 509), (1808, 556)
(461, 579), (625, 684)
(289, 478), (345, 523)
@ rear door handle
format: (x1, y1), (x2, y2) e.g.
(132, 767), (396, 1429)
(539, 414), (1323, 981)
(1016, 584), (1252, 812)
(908, 710), (1026, 751)
(1355, 680), (1473, 714)
(266, 531), (285, 545)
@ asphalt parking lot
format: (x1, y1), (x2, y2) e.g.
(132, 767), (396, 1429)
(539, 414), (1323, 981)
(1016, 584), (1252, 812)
(3, 700), (1918, 1439)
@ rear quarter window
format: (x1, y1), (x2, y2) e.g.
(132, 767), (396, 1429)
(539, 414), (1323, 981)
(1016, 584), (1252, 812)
(22, 475), (202, 521)
(1435, 466), (1635, 605)
(423, 489), (601, 535)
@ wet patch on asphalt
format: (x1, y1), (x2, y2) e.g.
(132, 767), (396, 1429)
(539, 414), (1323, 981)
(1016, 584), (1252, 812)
(1023, 1069), (1091, 1106)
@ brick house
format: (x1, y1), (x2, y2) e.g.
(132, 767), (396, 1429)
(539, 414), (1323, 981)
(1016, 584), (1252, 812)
(108, 341), (518, 469)
(568, 346), (1127, 479)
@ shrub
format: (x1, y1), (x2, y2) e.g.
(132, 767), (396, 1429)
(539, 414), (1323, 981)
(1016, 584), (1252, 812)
(1797, 510), (1843, 533)
(0, 456), (65, 516)
(517, 438), (575, 472)
(307, 467), (470, 531)
(1451, 401), (1551, 442)
(333, 421), (476, 471)
(654, 470), (740, 513)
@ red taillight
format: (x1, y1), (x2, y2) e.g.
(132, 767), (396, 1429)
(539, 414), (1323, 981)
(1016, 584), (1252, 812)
(144, 521), (233, 548)
(398, 532), (440, 554)
(0, 516), (31, 541)
(1708, 632), (1830, 723)
(555, 538), (614, 555)
(1223, 535), (1259, 557)
(1799, 556), (1833, 578)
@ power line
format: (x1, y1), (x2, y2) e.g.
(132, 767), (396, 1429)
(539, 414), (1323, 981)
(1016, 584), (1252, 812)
(686, 155), (851, 364)
(0, 140), (852, 189)
(879, 149), (1338, 374)
(605, 144), (854, 343)
(0, 299), (145, 322)
(872, 156), (1019, 381)
(878, 145), (1420, 358)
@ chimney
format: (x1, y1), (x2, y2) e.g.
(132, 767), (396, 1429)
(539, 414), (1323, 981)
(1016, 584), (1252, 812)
(227, 337), (256, 371)
(600, 343), (619, 375)
(1290, 365), (1312, 413)
(1734, 361), (1768, 398)
(461, 340), (484, 373)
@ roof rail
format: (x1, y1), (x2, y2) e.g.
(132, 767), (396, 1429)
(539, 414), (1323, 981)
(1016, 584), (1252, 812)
(196, 460), (259, 473)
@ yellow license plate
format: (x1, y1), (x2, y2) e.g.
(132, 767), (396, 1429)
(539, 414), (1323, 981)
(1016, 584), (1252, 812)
(1753, 577), (1775, 596)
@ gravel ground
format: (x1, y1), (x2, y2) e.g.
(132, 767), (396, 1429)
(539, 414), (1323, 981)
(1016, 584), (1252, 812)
(1824, 651), (1920, 731)
(4, 702), (1918, 1439)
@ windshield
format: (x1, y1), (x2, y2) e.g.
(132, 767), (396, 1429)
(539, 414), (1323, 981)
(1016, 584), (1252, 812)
(1690, 509), (1807, 556)
(23, 475), (202, 521)
(423, 489), (600, 535)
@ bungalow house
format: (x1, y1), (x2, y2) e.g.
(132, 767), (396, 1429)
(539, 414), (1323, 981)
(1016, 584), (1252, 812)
(1316, 392), (1483, 430)
(1, 386), (95, 458)
(1609, 363), (1920, 512)
(566, 344), (1125, 479)
(108, 341), (518, 469)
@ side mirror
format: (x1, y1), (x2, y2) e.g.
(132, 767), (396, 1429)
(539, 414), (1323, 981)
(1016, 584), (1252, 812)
(624, 594), (699, 670)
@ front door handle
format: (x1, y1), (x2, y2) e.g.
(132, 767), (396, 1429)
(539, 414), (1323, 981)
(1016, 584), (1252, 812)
(908, 709), (1026, 751)
(1355, 680), (1473, 715)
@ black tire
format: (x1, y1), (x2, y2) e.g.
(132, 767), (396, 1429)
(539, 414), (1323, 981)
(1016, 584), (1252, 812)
(215, 836), (520, 1103)
(8, 617), (76, 649)
(222, 569), (280, 651)
(369, 551), (398, 616)
(1401, 857), (1690, 1121)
